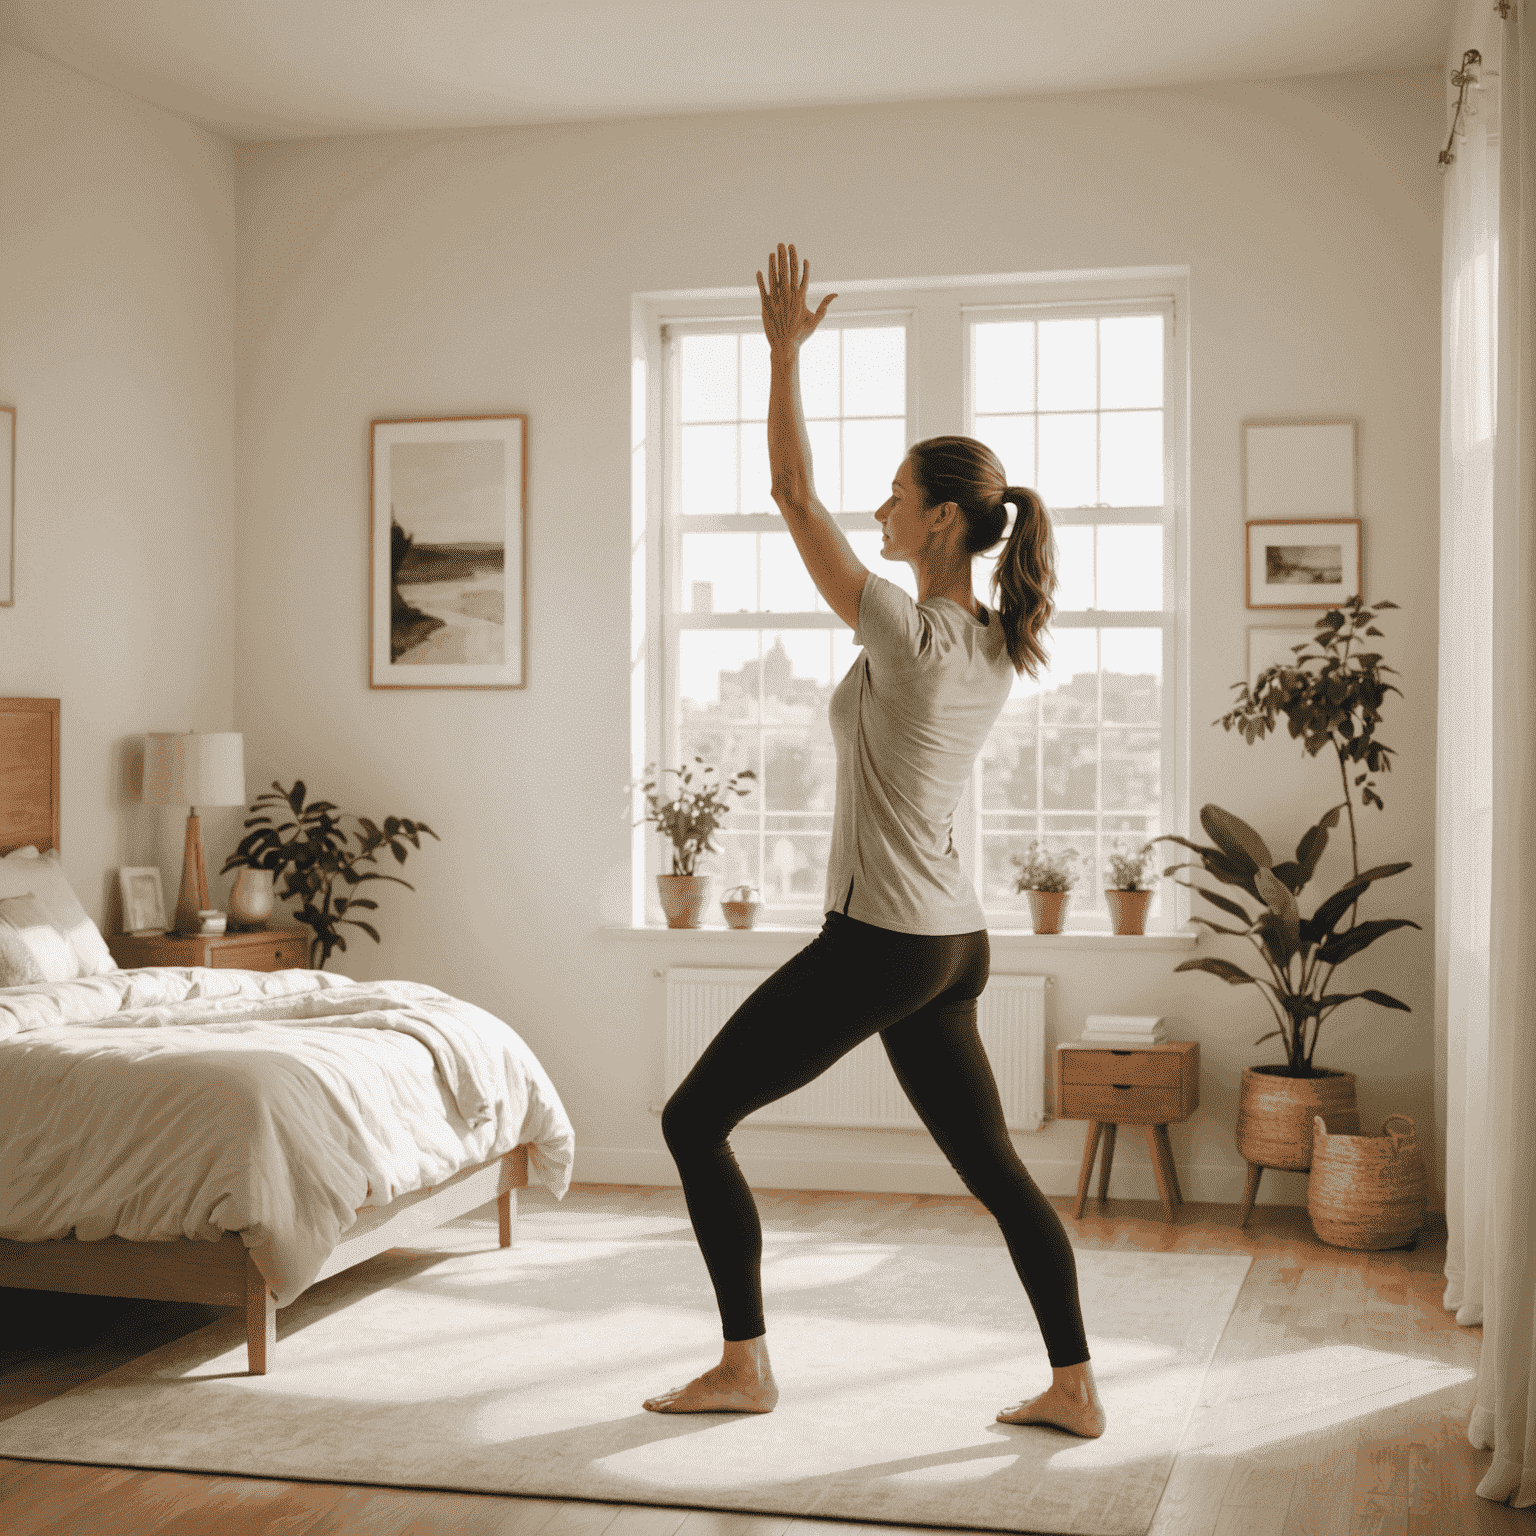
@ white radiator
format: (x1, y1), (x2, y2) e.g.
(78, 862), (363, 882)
(664, 967), (1048, 1131)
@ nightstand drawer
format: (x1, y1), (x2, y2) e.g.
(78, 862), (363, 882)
(1059, 1083), (1184, 1123)
(1060, 1050), (1182, 1088)
(210, 936), (305, 970)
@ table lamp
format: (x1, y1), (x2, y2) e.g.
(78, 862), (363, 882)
(143, 731), (247, 935)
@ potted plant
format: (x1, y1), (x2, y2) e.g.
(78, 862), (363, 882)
(1104, 842), (1155, 935)
(1154, 597), (1418, 1219)
(1010, 841), (1079, 934)
(221, 780), (438, 969)
(636, 758), (756, 928)
(721, 884), (763, 930)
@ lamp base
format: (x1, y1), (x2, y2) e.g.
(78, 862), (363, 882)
(172, 810), (210, 936)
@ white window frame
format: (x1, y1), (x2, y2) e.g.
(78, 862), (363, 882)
(631, 268), (1190, 931)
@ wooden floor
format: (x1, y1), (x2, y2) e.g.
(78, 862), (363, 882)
(0, 1185), (1521, 1536)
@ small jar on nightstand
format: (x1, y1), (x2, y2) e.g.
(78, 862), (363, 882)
(107, 929), (307, 972)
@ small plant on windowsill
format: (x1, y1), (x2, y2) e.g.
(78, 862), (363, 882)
(1104, 842), (1156, 935)
(1011, 841), (1079, 935)
(635, 758), (756, 929)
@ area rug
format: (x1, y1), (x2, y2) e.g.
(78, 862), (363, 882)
(0, 1191), (1251, 1536)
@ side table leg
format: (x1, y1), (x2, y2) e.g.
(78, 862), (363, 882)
(1145, 1125), (1176, 1221)
(1074, 1122), (1104, 1220)
(1238, 1163), (1263, 1228)
(1155, 1124), (1183, 1205)
(1096, 1123), (1117, 1205)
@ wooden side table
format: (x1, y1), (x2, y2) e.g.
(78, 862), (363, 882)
(1056, 1041), (1199, 1222)
(107, 929), (307, 972)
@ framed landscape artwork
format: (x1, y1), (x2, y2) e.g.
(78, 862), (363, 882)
(1, 405), (14, 606)
(1246, 519), (1362, 609)
(369, 415), (526, 688)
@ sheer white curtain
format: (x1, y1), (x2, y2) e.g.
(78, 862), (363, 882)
(1437, 0), (1536, 1508)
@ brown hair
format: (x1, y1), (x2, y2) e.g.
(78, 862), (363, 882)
(906, 435), (1057, 678)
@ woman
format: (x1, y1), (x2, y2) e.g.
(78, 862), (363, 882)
(643, 244), (1105, 1439)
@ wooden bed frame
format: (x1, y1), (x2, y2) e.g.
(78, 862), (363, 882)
(0, 697), (531, 1373)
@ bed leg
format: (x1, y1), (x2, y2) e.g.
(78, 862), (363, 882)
(245, 1252), (276, 1375)
(498, 1187), (516, 1248)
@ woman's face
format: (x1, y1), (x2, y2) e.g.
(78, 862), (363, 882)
(875, 457), (946, 566)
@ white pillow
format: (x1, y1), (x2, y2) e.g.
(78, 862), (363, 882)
(0, 892), (80, 983)
(0, 847), (118, 976)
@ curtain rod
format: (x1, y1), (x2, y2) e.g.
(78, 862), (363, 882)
(1442, 3), (1516, 169)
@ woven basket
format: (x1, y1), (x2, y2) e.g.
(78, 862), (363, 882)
(1235, 1066), (1358, 1171)
(1308, 1113), (1428, 1251)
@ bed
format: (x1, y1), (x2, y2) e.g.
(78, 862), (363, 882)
(0, 698), (575, 1374)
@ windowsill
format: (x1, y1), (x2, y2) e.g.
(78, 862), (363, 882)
(599, 923), (1199, 952)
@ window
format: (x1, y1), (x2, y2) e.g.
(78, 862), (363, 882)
(634, 273), (1187, 929)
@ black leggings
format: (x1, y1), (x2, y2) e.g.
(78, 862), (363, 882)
(660, 910), (1090, 1367)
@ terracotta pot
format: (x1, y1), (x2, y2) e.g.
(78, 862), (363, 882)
(720, 884), (762, 930)
(1308, 1113), (1427, 1250)
(228, 868), (274, 929)
(1236, 1065), (1358, 1171)
(1025, 889), (1070, 934)
(657, 874), (712, 929)
(1104, 888), (1152, 935)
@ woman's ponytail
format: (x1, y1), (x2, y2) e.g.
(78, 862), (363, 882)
(991, 486), (1056, 679)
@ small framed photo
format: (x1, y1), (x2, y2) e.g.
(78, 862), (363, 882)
(1247, 627), (1316, 686)
(369, 414), (527, 689)
(1243, 419), (1357, 520)
(118, 867), (167, 935)
(1246, 519), (1362, 609)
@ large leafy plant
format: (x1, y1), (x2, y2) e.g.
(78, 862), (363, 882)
(222, 780), (438, 970)
(636, 758), (756, 876)
(1157, 597), (1418, 1076)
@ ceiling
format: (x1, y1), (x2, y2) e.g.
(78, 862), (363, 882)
(0, 0), (1455, 143)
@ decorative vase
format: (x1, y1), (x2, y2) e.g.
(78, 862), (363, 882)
(1025, 889), (1070, 934)
(228, 868), (275, 929)
(1308, 1114), (1427, 1251)
(1104, 888), (1152, 935)
(657, 874), (711, 929)
(720, 884), (762, 930)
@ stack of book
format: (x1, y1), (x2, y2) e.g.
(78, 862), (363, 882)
(1081, 1014), (1167, 1046)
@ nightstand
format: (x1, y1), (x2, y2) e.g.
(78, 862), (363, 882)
(107, 929), (308, 972)
(1056, 1041), (1199, 1222)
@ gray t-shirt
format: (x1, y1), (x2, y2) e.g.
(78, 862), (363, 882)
(824, 573), (1015, 935)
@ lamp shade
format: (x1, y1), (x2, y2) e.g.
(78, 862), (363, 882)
(143, 732), (246, 809)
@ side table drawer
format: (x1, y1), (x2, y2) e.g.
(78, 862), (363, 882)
(1060, 1050), (1182, 1087)
(1059, 1083), (1184, 1123)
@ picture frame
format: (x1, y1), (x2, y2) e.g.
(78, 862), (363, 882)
(369, 415), (526, 689)
(1246, 519), (1362, 610)
(1247, 627), (1317, 686)
(1, 405), (14, 606)
(118, 866), (167, 935)
(1242, 418), (1357, 520)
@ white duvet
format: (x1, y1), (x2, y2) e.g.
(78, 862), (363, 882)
(0, 967), (575, 1305)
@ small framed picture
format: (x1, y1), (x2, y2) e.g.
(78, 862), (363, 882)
(118, 866), (167, 935)
(1246, 519), (1362, 609)
(369, 414), (527, 689)
(1247, 627), (1316, 686)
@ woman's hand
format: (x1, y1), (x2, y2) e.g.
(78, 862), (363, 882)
(756, 243), (836, 353)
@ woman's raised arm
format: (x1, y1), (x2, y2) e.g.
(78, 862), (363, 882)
(758, 243), (869, 631)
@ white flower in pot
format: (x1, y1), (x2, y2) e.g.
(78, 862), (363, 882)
(635, 758), (756, 929)
(1010, 841), (1079, 934)
(1104, 842), (1156, 935)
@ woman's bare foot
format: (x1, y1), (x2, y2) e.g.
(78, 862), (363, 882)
(644, 1335), (779, 1414)
(997, 1360), (1106, 1438)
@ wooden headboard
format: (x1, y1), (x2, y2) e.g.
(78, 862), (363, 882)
(0, 698), (61, 855)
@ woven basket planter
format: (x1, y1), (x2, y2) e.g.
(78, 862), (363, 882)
(1308, 1113), (1428, 1250)
(1235, 1065), (1359, 1172)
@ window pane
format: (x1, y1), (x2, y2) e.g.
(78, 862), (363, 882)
(1042, 727), (1097, 810)
(740, 428), (774, 514)
(1100, 410), (1163, 507)
(759, 533), (818, 612)
(974, 415), (1035, 490)
(681, 424), (738, 515)
(682, 531), (755, 614)
(1102, 727), (1161, 812)
(843, 418), (906, 512)
(680, 334), (738, 422)
(764, 728), (835, 812)
(706, 831), (763, 895)
(1054, 524), (1094, 611)
(843, 327), (906, 416)
(741, 333), (771, 420)
(1099, 316), (1162, 409)
(671, 730), (761, 813)
(832, 626), (861, 679)
(981, 725), (1037, 810)
(1037, 413), (1096, 508)
(848, 530), (918, 599)
(807, 420), (841, 510)
(1039, 628), (1098, 722)
(1037, 319), (1096, 412)
(1096, 524), (1162, 610)
(800, 329), (839, 418)
(974, 321), (1034, 414)
(681, 630), (760, 722)
(1101, 628), (1163, 724)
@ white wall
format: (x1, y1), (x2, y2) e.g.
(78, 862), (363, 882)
(0, 43), (239, 923)
(234, 69), (1443, 1207)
